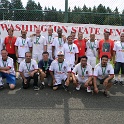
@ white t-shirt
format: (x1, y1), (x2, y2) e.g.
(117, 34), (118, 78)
(86, 40), (98, 57)
(52, 37), (65, 58)
(63, 43), (79, 67)
(49, 59), (71, 78)
(113, 41), (124, 62)
(0, 38), (4, 56)
(0, 57), (15, 75)
(15, 37), (32, 58)
(72, 63), (92, 81)
(19, 59), (38, 77)
(31, 35), (47, 55)
(94, 63), (114, 80)
(44, 34), (56, 53)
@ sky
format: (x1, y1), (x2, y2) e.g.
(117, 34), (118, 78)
(20, 0), (123, 13)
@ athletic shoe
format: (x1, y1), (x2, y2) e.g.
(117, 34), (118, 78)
(113, 80), (118, 86)
(120, 81), (124, 86)
(0, 85), (4, 90)
(76, 84), (81, 91)
(103, 91), (110, 98)
(33, 86), (40, 91)
(40, 83), (45, 89)
(63, 85), (69, 91)
(87, 86), (91, 92)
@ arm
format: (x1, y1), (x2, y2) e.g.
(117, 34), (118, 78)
(93, 76), (99, 93)
(44, 45), (47, 52)
(84, 76), (92, 87)
(0, 66), (11, 71)
(15, 46), (18, 58)
(50, 71), (56, 85)
(113, 51), (116, 64)
(20, 72), (27, 84)
(52, 46), (55, 59)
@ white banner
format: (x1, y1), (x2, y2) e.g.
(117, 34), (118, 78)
(0, 21), (124, 41)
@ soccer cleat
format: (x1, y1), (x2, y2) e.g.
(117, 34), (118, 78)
(103, 91), (110, 98)
(33, 86), (40, 91)
(87, 86), (91, 92)
(119, 81), (124, 86)
(76, 84), (81, 91)
(113, 80), (118, 86)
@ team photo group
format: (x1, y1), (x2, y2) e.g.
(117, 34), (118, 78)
(0, 27), (124, 98)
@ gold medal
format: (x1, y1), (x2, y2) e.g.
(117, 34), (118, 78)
(82, 76), (84, 79)
(10, 45), (12, 48)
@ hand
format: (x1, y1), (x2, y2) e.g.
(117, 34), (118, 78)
(94, 87), (99, 93)
(29, 71), (34, 77)
(52, 54), (55, 60)
(4, 70), (10, 74)
(84, 82), (89, 87)
(103, 79), (108, 87)
(65, 79), (70, 86)
(24, 78), (27, 84)
(74, 61), (78, 65)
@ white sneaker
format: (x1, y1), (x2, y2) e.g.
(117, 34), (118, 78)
(76, 84), (81, 91)
(87, 86), (91, 92)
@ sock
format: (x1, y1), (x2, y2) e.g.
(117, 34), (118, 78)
(114, 75), (118, 81)
(41, 82), (45, 85)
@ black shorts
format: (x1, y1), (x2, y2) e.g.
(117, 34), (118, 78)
(8, 54), (17, 63)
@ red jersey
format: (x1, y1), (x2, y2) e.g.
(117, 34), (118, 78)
(98, 39), (114, 59)
(4, 36), (17, 54)
(74, 39), (86, 57)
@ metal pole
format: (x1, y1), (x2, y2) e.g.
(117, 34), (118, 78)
(64, 0), (68, 23)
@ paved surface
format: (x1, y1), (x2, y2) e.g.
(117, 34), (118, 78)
(0, 79), (124, 124)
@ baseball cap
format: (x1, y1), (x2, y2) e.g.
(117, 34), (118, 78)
(57, 51), (64, 56)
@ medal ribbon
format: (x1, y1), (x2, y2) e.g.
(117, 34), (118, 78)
(9, 37), (13, 48)
(25, 62), (31, 72)
(121, 42), (124, 50)
(2, 60), (7, 67)
(58, 62), (63, 71)
(36, 35), (41, 44)
(101, 66), (106, 76)
(90, 41), (95, 50)
(48, 35), (52, 44)
(58, 38), (62, 47)
(43, 60), (49, 71)
(81, 65), (86, 76)
(22, 39), (26, 46)
(68, 44), (72, 52)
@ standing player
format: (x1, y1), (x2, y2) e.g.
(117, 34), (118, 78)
(52, 28), (65, 59)
(86, 33), (98, 70)
(44, 27), (55, 60)
(113, 33), (124, 85)
(31, 27), (47, 62)
(70, 31), (77, 42)
(4, 28), (17, 70)
(49, 51), (71, 91)
(98, 31), (114, 62)
(74, 32), (86, 63)
(63, 35), (79, 69)
(19, 52), (39, 90)
(0, 49), (16, 90)
(72, 56), (93, 92)
(15, 30), (32, 64)
(93, 55), (114, 98)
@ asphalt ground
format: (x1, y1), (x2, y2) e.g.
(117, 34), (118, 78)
(0, 79), (124, 124)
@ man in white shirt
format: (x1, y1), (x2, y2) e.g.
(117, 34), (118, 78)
(19, 52), (39, 90)
(86, 34), (98, 69)
(72, 56), (93, 92)
(15, 30), (32, 64)
(52, 28), (65, 59)
(113, 33), (124, 85)
(63, 35), (79, 70)
(31, 27), (47, 62)
(0, 49), (16, 90)
(0, 37), (4, 57)
(44, 27), (55, 60)
(49, 51), (71, 91)
(93, 55), (114, 98)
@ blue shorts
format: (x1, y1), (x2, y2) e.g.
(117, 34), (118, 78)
(0, 72), (16, 85)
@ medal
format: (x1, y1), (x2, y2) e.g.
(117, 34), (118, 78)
(25, 61), (31, 75)
(101, 65), (107, 79)
(68, 44), (73, 54)
(35, 35), (41, 45)
(90, 41), (95, 50)
(82, 76), (84, 79)
(58, 62), (63, 72)
(81, 65), (86, 79)
(58, 38), (62, 47)
(43, 60), (49, 73)
(10, 45), (12, 48)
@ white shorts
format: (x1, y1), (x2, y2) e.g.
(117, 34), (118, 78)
(54, 75), (67, 86)
(76, 75), (88, 84)
(17, 58), (25, 64)
(32, 54), (42, 62)
(87, 56), (96, 68)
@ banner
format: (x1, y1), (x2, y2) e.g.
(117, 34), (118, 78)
(0, 21), (124, 41)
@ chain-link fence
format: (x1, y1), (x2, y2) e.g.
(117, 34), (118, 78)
(0, 0), (124, 26)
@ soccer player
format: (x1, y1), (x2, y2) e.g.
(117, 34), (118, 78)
(86, 33), (98, 69)
(72, 56), (93, 92)
(74, 32), (86, 63)
(31, 27), (47, 62)
(4, 28), (17, 70)
(15, 30), (32, 64)
(44, 27), (55, 60)
(49, 51), (71, 91)
(19, 52), (39, 90)
(113, 33), (124, 85)
(70, 31), (77, 42)
(52, 28), (65, 59)
(93, 55), (114, 98)
(0, 49), (16, 90)
(98, 31), (114, 62)
(38, 52), (53, 88)
(63, 35), (79, 69)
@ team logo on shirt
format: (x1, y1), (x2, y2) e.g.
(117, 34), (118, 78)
(64, 66), (66, 70)
(107, 70), (110, 73)
(86, 71), (88, 74)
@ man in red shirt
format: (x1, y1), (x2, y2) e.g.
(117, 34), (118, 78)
(98, 31), (114, 61)
(74, 32), (86, 63)
(4, 28), (17, 70)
